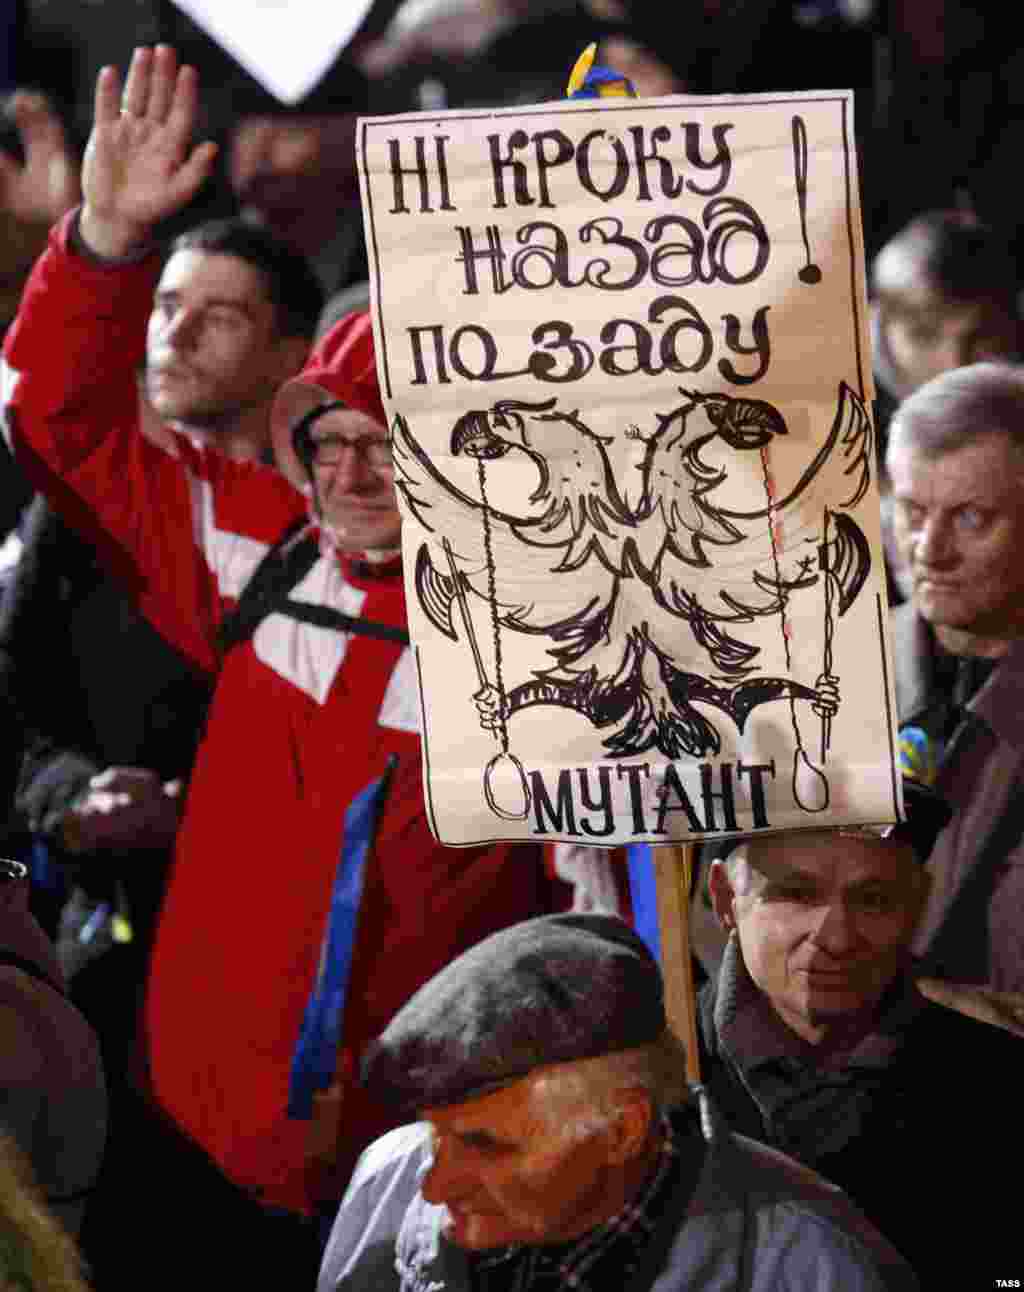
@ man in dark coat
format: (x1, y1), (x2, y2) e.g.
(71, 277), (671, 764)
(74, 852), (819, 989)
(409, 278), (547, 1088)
(887, 363), (1024, 992)
(699, 777), (1019, 1283)
(318, 914), (916, 1292)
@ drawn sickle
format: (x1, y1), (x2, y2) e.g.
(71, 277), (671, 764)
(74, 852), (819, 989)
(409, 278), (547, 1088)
(441, 538), (531, 822)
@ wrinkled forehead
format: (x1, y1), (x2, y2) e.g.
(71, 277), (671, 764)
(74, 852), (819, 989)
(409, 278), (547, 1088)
(421, 1069), (540, 1134)
(887, 429), (1024, 497)
(156, 248), (270, 307)
(420, 1060), (597, 1137)
(738, 830), (918, 890)
(886, 289), (1010, 326)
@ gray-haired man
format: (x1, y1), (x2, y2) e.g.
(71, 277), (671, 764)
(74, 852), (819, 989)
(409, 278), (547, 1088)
(699, 778), (1018, 1284)
(319, 913), (915, 1291)
(887, 362), (1024, 991)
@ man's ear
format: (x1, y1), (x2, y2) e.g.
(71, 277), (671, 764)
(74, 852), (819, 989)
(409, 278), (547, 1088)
(605, 1089), (655, 1166)
(708, 860), (737, 931)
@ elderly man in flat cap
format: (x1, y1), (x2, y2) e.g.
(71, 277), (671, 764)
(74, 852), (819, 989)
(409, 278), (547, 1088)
(699, 778), (1020, 1284)
(318, 913), (916, 1292)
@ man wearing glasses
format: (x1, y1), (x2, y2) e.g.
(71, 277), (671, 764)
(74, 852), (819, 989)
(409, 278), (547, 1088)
(1, 45), (560, 1283)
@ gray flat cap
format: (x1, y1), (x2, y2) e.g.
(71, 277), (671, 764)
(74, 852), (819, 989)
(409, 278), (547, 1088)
(360, 914), (665, 1113)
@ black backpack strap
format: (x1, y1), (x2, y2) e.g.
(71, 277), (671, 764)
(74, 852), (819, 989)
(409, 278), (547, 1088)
(216, 520), (411, 657)
(278, 600), (410, 645)
(216, 518), (320, 657)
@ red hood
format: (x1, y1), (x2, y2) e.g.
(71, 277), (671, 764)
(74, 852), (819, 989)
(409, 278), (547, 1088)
(271, 310), (386, 488)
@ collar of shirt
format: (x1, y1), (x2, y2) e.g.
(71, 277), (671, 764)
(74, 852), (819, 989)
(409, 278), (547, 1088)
(343, 552), (403, 582)
(471, 1112), (681, 1292)
(904, 615), (1024, 755)
(714, 935), (923, 1080)
(713, 934), (816, 1074)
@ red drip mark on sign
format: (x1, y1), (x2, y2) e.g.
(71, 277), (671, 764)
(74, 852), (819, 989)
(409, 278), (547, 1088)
(760, 444), (794, 656)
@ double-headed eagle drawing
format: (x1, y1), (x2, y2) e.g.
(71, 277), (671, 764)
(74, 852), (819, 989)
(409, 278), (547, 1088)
(393, 384), (872, 807)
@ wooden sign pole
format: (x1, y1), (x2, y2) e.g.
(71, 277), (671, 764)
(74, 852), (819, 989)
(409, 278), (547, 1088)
(652, 843), (702, 1085)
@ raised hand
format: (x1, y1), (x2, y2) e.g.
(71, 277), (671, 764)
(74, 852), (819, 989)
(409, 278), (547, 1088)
(0, 91), (81, 226)
(79, 45), (218, 259)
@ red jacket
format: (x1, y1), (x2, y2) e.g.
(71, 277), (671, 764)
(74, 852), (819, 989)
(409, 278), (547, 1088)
(2, 215), (560, 1212)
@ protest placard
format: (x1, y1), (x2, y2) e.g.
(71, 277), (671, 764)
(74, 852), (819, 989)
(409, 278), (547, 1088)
(357, 88), (901, 847)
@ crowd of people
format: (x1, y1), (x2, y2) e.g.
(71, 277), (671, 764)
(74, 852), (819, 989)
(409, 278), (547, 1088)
(2, 2), (1023, 1289)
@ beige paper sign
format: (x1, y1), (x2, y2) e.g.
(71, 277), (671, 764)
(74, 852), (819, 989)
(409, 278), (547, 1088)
(358, 89), (902, 846)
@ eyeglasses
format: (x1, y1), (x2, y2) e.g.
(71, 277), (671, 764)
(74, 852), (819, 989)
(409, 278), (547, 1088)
(291, 401), (392, 473)
(306, 431), (393, 471)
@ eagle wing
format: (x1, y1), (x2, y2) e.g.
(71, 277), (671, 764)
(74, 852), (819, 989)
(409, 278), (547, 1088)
(656, 382), (873, 627)
(393, 412), (620, 640)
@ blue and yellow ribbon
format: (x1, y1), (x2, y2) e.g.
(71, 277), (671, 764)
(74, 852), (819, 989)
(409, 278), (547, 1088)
(566, 42), (636, 100)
